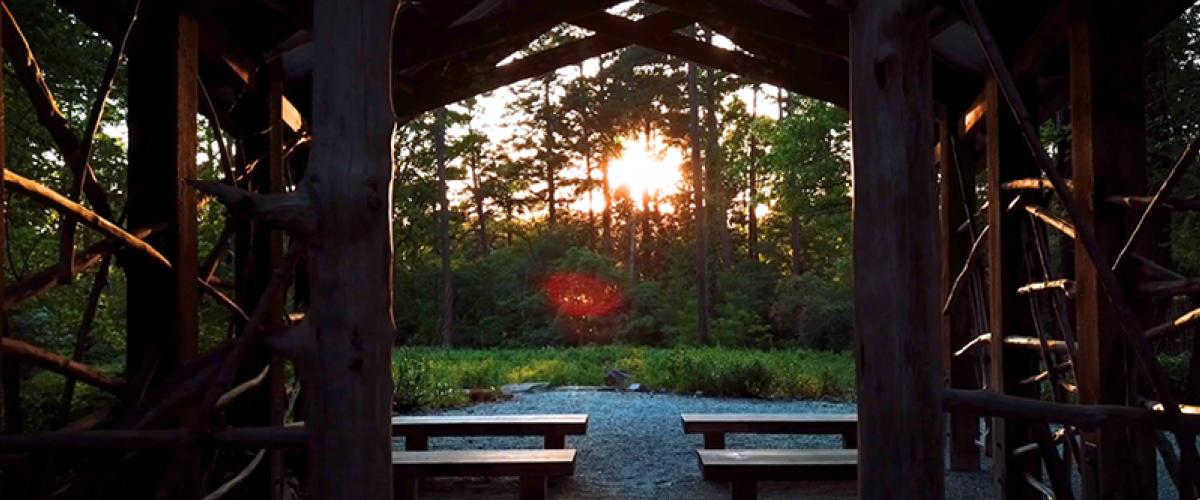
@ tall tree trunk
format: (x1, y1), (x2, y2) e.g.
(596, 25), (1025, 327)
(543, 81), (557, 227)
(688, 62), (710, 344)
(601, 159), (612, 253)
(625, 195), (636, 281)
(703, 65), (730, 268)
(790, 213), (803, 275)
(748, 87), (759, 262)
(294, 1), (397, 497)
(640, 191), (652, 270)
(435, 108), (453, 347)
(469, 155), (488, 256)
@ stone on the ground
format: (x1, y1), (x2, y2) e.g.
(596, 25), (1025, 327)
(627, 383), (644, 392)
(501, 382), (550, 394)
(604, 369), (632, 388)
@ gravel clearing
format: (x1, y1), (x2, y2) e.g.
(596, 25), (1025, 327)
(396, 389), (994, 499)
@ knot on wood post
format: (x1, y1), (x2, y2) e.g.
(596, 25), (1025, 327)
(188, 180), (318, 238)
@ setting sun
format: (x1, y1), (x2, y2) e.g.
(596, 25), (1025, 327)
(608, 140), (685, 199)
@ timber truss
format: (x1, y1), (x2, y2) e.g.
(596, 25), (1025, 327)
(0, 0), (1196, 499)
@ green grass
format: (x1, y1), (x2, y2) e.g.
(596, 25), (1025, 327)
(392, 346), (855, 410)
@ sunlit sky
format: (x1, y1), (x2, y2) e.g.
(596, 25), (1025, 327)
(450, 42), (783, 218)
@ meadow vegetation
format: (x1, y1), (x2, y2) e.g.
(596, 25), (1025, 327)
(392, 346), (854, 410)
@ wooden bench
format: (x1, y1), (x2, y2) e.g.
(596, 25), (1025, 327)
(697, 449), (857, 500)
(391, 414), (588, 450)
(392, 449), (576, 500)
(680, 413), (857, 449)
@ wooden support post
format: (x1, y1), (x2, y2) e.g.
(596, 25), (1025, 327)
(0, 8), (15, 436)
(229, 60), (291, 500)
(544, 434), (566, 450)
(703, 432), (725, 450)
(0, 19), (25, 500)
(404, 434), (428, 451)
(518, 476), (548, 500)
(850, 2), (944, 498)
(230, 59), (294, 500)
(125, 0), (199, 380)
(940, 109), (980, 471)
(1069, 1), (1158, 497)
(730, 480), (757, 500)
(985, 80), (1043, 499)
(299, 0), (398, 497)
(121, 5), (197, 496)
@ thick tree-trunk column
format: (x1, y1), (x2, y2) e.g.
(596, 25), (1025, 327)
(939, 109), (980, 472)
(0, 20), (23, 500)
(849, 3), (944, 498)
(125, 0), (199, 388)
(1069, 1), (1157, 496)
(985, 81), (1042, 499)
(298, 0), (397, 497)
(0, 10), (15, 437)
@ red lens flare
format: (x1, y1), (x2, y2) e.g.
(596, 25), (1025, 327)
(542, 272), (623, 318)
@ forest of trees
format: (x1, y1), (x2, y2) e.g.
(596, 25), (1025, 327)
(8, 0), (1200, 426)
(391, 24), (853, 350)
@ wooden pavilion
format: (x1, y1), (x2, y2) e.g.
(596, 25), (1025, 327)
(0, 0), (1198, 498)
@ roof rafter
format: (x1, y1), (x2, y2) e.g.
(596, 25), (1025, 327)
(650, 0), (848, 57)
(394, 10), (695, 119)
(571, 11), (848, 105)
(393, 0), (623, 69)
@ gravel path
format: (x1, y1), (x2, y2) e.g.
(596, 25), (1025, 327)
(397, 389), (994, 499)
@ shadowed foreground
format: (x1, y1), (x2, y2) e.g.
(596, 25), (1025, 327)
(398, 390), (993, 499)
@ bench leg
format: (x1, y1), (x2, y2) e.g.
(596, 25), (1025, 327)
(731, 480), (757, 500)
(544, 434), (565, 449)
(394, 477), (418, 500)
(704, 432), (726, 450)
(405, 434), (429, 451)
(518, 476), (547, 500)
(842, 431), (857, 449)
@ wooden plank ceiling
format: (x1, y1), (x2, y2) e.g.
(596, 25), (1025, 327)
(52, 0), (1194, 131)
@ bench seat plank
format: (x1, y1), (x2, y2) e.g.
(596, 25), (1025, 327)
(392, 414), (588, 436)
(681, 413), (857, 449)
(391, 449), (577, 478)
(698, 449), (857, 482)
(681, 413), (856, 434)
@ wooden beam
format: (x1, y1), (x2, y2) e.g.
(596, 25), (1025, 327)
(1, 225), (162, 311)
(191, 10), (303, 132)
(1003, 178), (1072, 191)
(571, 12), (847, 105)
(1017, 279), (1075, 297)
(850, 2), (943, 497)
(394, 0), (620, 68)
(1137, 278), (1200, 297)
(960, 0), (1068, 137)
(0, 426), (308, 451)
(1146, 306), (1200, 340)
(125, 0), (199, 396)
(394, 11), (694, 119)
(1106, 195), (1200, 212)
(939, 108), (980, 472)
(1069, 0), (1158, 496)
(985, 79), (1043, 499)
(2, 170), (170, 267)
(944, 389), (1200, 433)
(0, 337), (122, 394)
(1, 3), (113, 220)
(650, 0), (848, 56)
